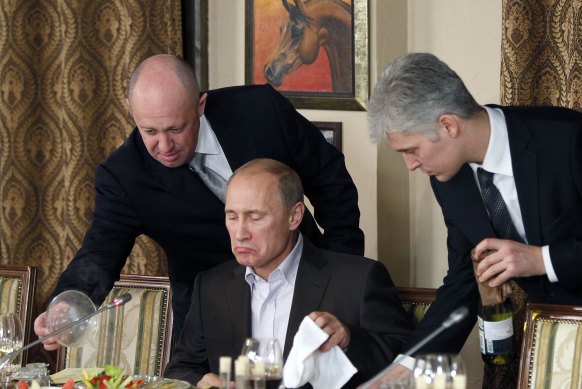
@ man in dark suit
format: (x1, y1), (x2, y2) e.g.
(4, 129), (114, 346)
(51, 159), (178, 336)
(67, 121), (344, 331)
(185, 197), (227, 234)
(164, 158), (411, 388)
(34, 55), (364, 349)
(366, 52), (582, 385)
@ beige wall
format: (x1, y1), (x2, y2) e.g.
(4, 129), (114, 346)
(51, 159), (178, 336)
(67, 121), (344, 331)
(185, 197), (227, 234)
(208, 0), (502, 288)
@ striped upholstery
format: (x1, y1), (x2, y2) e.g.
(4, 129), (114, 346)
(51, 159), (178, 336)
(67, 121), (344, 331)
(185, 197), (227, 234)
(0, 276), (23, 314)
(64, 275), (173, 376)
(0, 265), (37, 363)
(518, 303), (582, 389)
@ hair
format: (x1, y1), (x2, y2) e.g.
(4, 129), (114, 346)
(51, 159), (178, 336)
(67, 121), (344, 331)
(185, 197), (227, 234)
(127, 54), (200, 103)
(229, 158), (304, 211)
(368, 52), (483, 143)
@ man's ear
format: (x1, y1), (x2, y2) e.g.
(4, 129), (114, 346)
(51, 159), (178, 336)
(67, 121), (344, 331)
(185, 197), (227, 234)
(438, 114), (461, 138)
(289, 202), (305, 230)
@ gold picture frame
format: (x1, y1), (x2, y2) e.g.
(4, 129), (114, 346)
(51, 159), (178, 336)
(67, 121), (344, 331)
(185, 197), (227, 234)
(245, 0), (369, 111)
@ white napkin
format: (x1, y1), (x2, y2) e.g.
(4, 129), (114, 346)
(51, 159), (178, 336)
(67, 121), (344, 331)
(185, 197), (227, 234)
(283, 316), (357, 389)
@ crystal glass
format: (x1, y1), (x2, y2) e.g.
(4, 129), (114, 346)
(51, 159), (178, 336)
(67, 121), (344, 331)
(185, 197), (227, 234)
(413, 354), (466, 389)
(413, 354), (449, 389)
(240, 337), (261, 363)
(448, 355), (467, 389)
(261, 339), (283, 389)
(0, 313), (24, 388)
(45, 290), (98, 347)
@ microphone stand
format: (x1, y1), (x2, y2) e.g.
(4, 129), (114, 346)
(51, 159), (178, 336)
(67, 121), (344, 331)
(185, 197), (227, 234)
(359, 306), (470, 389)
(0, 293), (132, 367)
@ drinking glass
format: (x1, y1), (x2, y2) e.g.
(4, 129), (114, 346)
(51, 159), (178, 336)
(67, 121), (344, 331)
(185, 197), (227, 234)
(261, 339), (283, 389)
(413, 354), (449, 389)
(413, 354), (466, 389)
(448, 355), (467, 389)
(45, 290), (98, 347)
(0, 313), (24, 389)
(240, 338), (261, 363)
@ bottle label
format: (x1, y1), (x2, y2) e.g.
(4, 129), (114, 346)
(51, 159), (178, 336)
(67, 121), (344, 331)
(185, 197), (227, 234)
(478, 316), (513, 355)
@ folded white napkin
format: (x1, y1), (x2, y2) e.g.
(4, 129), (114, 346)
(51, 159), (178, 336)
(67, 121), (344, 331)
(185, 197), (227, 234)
(283, 316), (357, 389)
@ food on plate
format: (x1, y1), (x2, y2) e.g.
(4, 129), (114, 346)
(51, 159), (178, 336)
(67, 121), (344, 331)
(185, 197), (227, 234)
(83, 365), (144, 389)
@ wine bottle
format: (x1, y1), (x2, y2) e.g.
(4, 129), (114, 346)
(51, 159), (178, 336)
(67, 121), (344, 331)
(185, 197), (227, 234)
(477, 298), (516, 366)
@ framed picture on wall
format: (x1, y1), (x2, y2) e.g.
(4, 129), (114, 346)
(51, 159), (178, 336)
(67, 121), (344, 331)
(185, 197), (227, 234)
(313, 121), (342, 151)
(182, 0), (209, 91)
(245, 0), (369, 111)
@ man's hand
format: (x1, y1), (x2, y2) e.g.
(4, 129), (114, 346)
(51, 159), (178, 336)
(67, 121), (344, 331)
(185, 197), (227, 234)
(308, 311), (350, 352)
(474, 238), (545, 287)
(197, 373), (233, 389)
(471, 248), (512, 304)
(33, 312), (60, 351)
(358, 364), (412, 389)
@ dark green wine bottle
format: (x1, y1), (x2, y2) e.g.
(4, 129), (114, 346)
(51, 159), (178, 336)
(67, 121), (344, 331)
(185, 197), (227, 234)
(477, 298), (516, 366)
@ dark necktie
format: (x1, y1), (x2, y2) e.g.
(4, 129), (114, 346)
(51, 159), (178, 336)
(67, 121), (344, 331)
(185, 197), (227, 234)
(190, 153), (227, 203)
(477, 167), (527, 388)
(476, 168), (523, 243)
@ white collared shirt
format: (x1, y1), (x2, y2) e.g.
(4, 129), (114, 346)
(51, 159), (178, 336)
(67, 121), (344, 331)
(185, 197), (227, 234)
(244, 234), (304, 352)
(188, 114), (232, 180)
(469, 106), (557, 282)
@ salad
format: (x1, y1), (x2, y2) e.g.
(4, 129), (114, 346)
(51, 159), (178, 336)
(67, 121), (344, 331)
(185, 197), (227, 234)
(81, 365), (145, 389)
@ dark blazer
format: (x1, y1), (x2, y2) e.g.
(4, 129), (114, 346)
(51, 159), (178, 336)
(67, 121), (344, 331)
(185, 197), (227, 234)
(164, 239), (412, 388)
(53, 84), (364, 335)
(405, 105), (582, 354)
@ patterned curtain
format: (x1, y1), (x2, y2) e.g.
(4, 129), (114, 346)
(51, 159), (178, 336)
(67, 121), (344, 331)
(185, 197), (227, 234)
(501, 0), (581, 110)
(0, 0), (181, 365)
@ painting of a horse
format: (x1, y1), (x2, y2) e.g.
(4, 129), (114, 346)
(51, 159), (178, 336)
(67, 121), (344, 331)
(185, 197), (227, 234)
(258, 0), (353, 94)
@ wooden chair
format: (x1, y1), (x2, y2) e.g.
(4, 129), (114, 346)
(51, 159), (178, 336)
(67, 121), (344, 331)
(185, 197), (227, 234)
(58, 274), (173, 376)
(518, 303), (582, 389)
(0, 264), (37, 363)
(396, 286), (483, 388)
(396, 286), (436, 327)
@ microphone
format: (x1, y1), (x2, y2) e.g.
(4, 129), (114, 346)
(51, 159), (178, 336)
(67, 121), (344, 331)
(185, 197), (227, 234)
(359, 306), (470, 389)
(111, 293), (133, 308)
(0, 292), (133, 367)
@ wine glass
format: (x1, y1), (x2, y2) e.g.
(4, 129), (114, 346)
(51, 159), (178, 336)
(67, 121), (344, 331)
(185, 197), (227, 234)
(413, 354), (467, 389)
(413, 354), (449, 389)
(0, 313), (24, 389)
(240, 337), (261, 363)
(447, 355), (467, 389)
(261, 339), (283, 388)
(45, 290), (98, 347)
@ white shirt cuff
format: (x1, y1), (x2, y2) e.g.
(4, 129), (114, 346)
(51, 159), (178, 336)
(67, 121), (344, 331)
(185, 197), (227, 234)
(394, 354), (415, 371)
(542, 245), (558, 283)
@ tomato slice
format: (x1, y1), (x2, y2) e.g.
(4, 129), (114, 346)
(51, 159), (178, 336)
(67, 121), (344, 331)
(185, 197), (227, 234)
(62, 379), (75, 389)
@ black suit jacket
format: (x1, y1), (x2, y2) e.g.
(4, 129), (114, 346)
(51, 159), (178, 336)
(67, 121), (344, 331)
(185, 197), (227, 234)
(164, 239), (412, 388)
(405, 105), (582, 354)
(53, 84), (364, 335)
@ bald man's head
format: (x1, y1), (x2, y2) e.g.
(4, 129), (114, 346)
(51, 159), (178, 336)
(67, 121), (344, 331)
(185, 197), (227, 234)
(128, 54), (200, 105)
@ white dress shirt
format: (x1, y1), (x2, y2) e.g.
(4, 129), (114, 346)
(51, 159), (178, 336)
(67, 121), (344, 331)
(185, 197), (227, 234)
(188, 114), (232, 181)
(245, 234), (303, 352)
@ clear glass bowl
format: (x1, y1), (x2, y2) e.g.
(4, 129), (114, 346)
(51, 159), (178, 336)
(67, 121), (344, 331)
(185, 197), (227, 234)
(45, 290), (98, 347)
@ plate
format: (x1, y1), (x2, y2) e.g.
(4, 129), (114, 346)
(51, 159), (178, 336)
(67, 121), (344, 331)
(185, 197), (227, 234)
(140, 378), (191, 389)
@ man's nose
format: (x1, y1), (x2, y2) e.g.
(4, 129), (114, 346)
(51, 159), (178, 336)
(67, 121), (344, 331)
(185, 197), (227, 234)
(158, 133), (173, 151)
(236, 221), (250, 241)
(402, 154), (421, 171)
